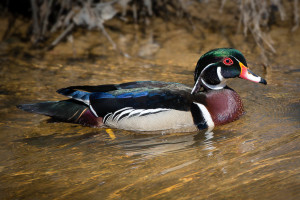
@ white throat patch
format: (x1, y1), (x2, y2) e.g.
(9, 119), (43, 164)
(192, 64), (227, 93)
(200, 67), (227, 90)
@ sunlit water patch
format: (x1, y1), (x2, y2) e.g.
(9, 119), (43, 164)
(0, 43), (299, 199)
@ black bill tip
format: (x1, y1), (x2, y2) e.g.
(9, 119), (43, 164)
(259, 78), (267, 85)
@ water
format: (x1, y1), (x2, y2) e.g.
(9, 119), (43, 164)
(0, 26), (299, 199)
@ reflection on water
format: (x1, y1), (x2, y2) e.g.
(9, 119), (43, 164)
(0, 30), (299, 199)
(203, 131), (215, 154)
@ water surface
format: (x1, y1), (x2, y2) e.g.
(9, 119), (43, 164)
(0, 27), (299, 199)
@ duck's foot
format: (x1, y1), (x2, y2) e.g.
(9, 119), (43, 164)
(105, 128), (116, 140)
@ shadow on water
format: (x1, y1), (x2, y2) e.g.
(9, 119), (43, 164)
(16, 131), (101, 149)
(16, 120), (239, 160)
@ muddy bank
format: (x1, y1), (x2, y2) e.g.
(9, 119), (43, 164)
(0, 0), (299, 66)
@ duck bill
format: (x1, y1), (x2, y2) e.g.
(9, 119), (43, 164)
(239, 62), (267, 85)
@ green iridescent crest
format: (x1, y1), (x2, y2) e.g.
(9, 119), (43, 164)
(201, 48), (247, 66)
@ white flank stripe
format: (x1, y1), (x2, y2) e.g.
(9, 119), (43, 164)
(103, 113), (112, 123)
(138, 108), (170, 116)
(194, 103), (215, 132)
(112, 107), (132, 119)
(127, 109), (145, 117)
(114, 109), (134, 122)
(105, 108), (172, 125)
(89, 105), (99, 117)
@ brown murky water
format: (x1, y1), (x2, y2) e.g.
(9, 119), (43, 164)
(0, 23), (299, 199)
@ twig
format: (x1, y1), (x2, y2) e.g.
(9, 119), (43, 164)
(2, 15), (16, 40)
(292, 0), (299, 32)
(30, 0), (40, 42)
(47, 23), (75, 50)
(42, 0), (53, 36)
(99, 23), (116, 50)
(99, 23), (130, 57)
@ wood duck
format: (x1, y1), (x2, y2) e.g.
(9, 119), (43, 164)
(18, 48), (267, 133)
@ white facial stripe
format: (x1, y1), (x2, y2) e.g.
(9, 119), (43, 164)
(191, 76), (201, 94)
(191, 63), (215, 93)
(232, 56), (243, 65)
(201, 80), (222, 90)
(193, 55), (248, 92)
(197, 63), (227, 91)
(217, 67), (225, 82)
(201, 67), (227, 90)
(194, 102), (215, 132)
(201, 63), (215, 76)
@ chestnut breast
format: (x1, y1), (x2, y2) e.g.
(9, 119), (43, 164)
(204, 88), (245, 126)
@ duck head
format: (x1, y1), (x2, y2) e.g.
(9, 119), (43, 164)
(191, 48), (267, 94)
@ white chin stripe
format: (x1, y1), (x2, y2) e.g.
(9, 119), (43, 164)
(201, 66), (226, 90)
(217, 67), (226, 83)
(193, 103), (215, 132)
(194, 64), (227, 91)
(201, 78), (226, 90)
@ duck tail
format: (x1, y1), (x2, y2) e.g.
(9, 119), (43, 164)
(17, 100), (103, 127)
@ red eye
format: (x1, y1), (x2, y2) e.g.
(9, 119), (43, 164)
(223, 58), (233, 66)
